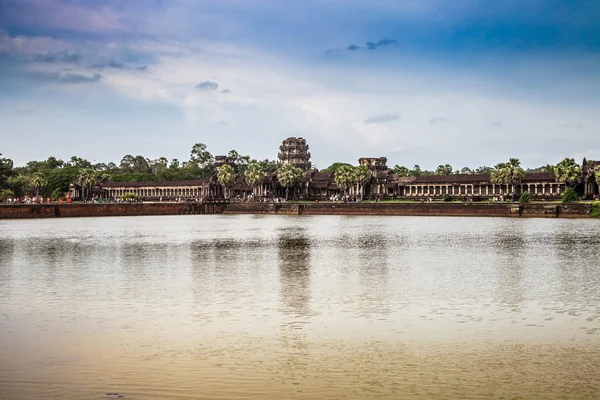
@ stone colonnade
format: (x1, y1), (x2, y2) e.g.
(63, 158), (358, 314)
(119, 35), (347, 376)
(398, 182), (564, 197)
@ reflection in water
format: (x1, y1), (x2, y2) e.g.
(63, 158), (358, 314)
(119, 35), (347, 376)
(0, 238), (14, 299)
(1, 216), (600, 399)
(492, 226), (526, 312)
(278, 231), (311, 321)
(277, 231), (311, 385)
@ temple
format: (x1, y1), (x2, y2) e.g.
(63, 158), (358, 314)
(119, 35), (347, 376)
(70, 137), (599, 201)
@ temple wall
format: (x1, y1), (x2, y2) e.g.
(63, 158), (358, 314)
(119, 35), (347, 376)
(0, 202), (594, 219)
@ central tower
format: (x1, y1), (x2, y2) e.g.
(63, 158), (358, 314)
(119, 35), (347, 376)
(278, 137), (312, 171)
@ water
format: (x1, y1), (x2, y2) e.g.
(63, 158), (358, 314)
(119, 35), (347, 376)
(1, 215), (599, 399)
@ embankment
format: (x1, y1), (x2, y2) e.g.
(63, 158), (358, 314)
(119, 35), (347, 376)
(222, 202), (593, 218)
(0, 202), (594, 219)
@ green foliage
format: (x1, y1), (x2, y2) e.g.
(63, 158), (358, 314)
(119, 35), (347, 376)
(334, 164), (355, 192)
(475, 166), (493, 174)
(190, 143), (214, 172)
(217, 164), (235, 198)
(491, 159), (525, 201)
(591, 201), (600, 218)
(554, 158), (582, 186)
(51, 188), (64, 199)
(392, 165), (411, 177)
(0, 153), (14, 187)
(435, 164), (453, 175)
(561, 187), (578, 203)
(277, 163), (304, 199)
(322, 162), (353, 173)
(121, 192), (138, 200)
(443, 194), (453, 202)
(519, 191), (531, 203)
(0, 189), (15, 201)
(353, 165), (372, 200)
(244, 163), (265, 189)
(28, 173), (47, 196)
(411, 165), (422, 177)
(257, 159), (278, 173)
(45, 166), (80, 197)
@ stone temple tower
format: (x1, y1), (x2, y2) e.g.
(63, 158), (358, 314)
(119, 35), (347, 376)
(278, 137), (312, 171)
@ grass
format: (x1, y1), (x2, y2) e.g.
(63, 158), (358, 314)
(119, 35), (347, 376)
(591, 201), (600, 218)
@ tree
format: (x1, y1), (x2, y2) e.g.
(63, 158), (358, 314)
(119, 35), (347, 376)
(393, 165), (411, 177)
(228, 150), (240, 163)
(0, 153), (14, 188)
(277, 163), (304, 200)
(77, 168), (96, 201)
(190, 143), (214, 170)
(460, 167), (473, 175)
(0, 189), (15, 201)
(596, 170), (600, 194)
(45, 156), (64, 169)
(334, 164), (355, 199)
(491, 158), (525, 201)
(132, 156), (151, 173)
(68, 156), (92, 169)
(217, 164), (235, 199)
(554, 158), (582, 187)
(562, 187), (578, 203)
(169, 159), (180, 170)
(411, 165), (422, 177)
(120, 154), (135, 172)
(475, 166), (493, 174)
(322, 162), (353, 173)
(28, 173), (47, 198)
(353, 165), (372, 200)
(257, 159), (278, 173)
(244, 162), (265, 199)
(435, 164), (453, 175)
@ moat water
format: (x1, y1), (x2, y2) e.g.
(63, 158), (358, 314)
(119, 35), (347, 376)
(1, 215), (599, 399)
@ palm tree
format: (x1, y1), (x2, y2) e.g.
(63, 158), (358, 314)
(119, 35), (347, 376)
(491, 158), (524, 201)
(217, 164), (235, 198)
(353, 165), (372, 200)
(77, 168), (96, 201)
(244, 162), (265, 200)
(595, 169), (600, 197)
(277, 163), (304, 200)
(28, 173), (46, 199)
(334, 164), (354, 199)
(554, 158), (582, 187)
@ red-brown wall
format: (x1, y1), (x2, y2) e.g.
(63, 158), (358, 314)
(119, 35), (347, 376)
(0, 202), (593, 219)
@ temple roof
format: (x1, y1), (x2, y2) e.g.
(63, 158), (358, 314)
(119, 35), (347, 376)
(102, 180), (204, 187)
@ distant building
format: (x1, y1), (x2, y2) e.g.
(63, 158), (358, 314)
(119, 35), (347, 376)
(278, 137), (311, 171)
(69, 137), (599, 201)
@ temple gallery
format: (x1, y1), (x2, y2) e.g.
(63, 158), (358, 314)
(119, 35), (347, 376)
(70, 137), (599, 202)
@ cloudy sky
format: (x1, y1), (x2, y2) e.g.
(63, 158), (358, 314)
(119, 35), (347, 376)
(1, 0), (599, 169)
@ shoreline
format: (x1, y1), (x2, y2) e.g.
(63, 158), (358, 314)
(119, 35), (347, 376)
(0, 202), (594, 219)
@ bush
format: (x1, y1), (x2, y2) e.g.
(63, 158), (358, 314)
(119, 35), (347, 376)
(518, 191), (531, 203)
(561, 187), (578, 203)
(443, 194), (453, 202)
(591, 201), (600, 218)
(0, 188), (15, 201)
(51, 188), (64, 200)
(121, 192), (138, 200)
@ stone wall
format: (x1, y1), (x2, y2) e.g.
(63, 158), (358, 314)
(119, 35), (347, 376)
(222, 202), (593, 218)
(0, 202), (593, 219)
(0, 203), (203, 219)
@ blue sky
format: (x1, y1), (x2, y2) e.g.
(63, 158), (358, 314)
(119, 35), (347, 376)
(1, 0), (599, 169)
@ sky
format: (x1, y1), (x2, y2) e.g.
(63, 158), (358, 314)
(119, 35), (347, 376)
(1, 0), (599, 170)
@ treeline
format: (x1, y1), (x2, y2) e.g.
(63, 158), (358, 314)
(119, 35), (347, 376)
(322, 162), (554, 177)
(0, 143), (278, 200)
